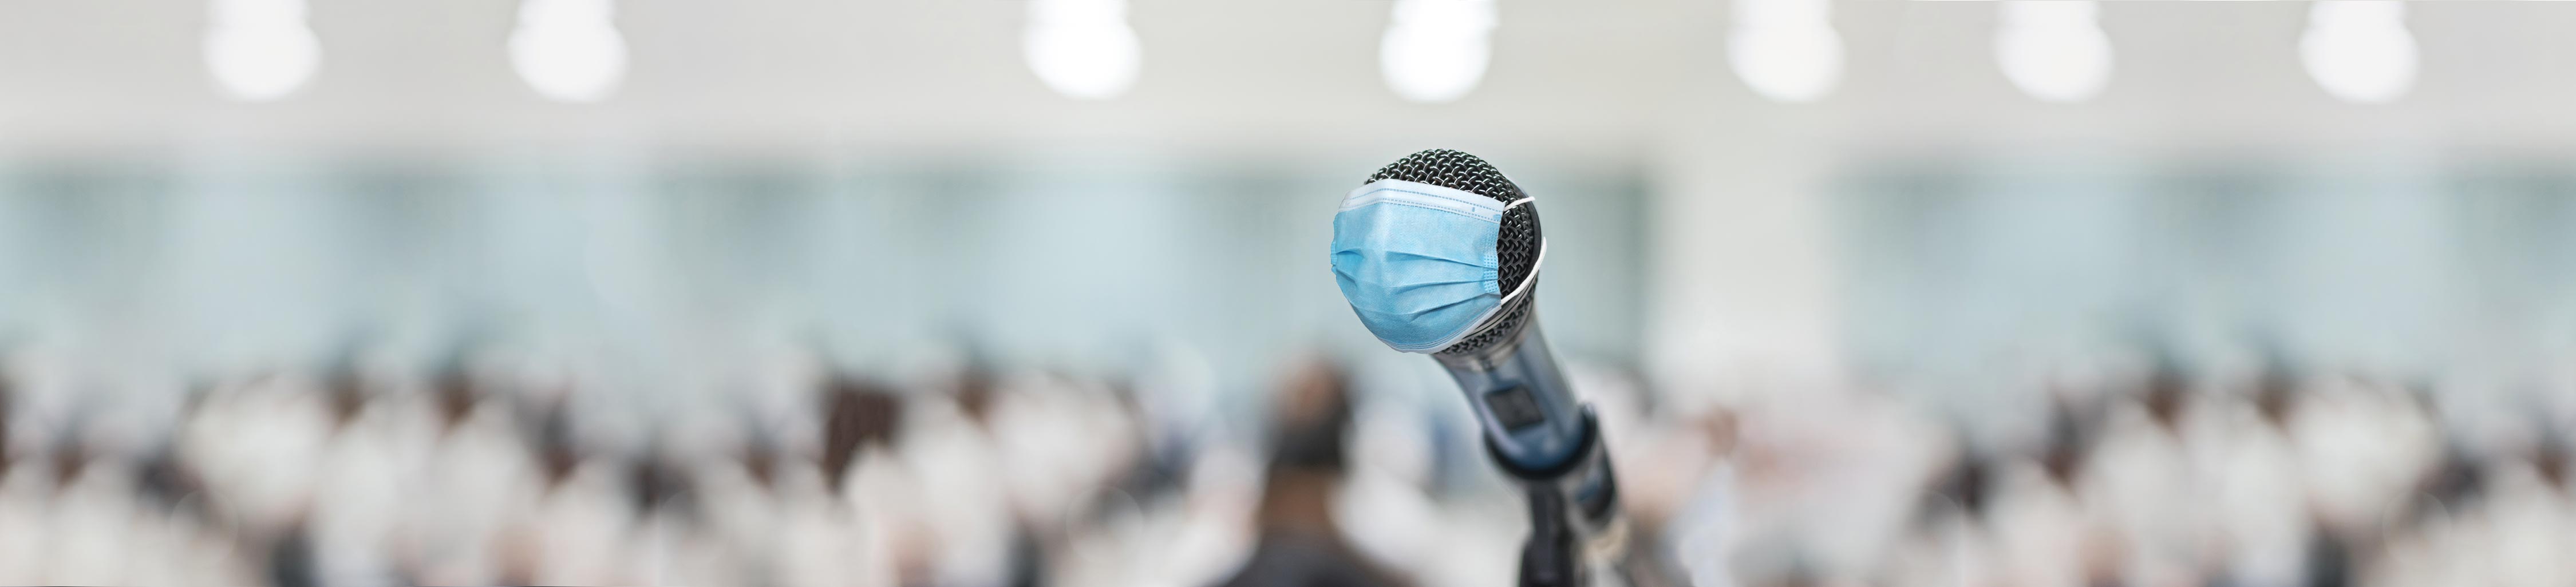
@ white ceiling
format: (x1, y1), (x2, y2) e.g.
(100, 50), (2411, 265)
(0, 1), (2574, 157)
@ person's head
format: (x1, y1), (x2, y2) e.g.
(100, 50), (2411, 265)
(2042, 395), (2093, 487)
(820, 375), (903, 490)
(1267, 358), (1353, 475)
(739, 423), (783, 490)
(527, 395), (580, 487)
(2142, 357), (2189, 431)
(2253, 359), (2299, 428)
(325, 358), (368, 427)
(2536, 431), (2570, 490)
(434, 362), (477, 430)
(1249, 357), (1360, 537)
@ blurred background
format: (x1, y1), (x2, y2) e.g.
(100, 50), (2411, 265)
(3, 0), (2575, 585)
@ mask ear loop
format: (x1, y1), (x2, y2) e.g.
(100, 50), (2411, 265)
(1496, 197), (1545, 306)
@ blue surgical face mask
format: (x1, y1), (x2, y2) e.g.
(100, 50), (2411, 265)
(1331, 179), (1546, 353)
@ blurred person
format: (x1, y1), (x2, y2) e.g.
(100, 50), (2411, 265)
(2038, 389), (2102, 495)
(2357, 395), (2495, 587)
(878, 363), (1046, 587)
(1049, 346), (1250, 586)
(1989, 450), (2118, 587)
(653, 406), (781, 586)
(872, 364), (1022, 586)
(824, 374), (905, 495)
(1878, 443), (1998, 587)
(135, 408), (214, 519)
(404, 358), (547, 585)
(176, 371), (343, 584)
(2191, 363), (2312, 587)
(2370, 435), (2514, 587)
(878, 362), (1154, 587)
(1126, 344), (1223, 500)
(2286, 375), (2440, 585)
(46, 410), (140, 585)
(501, 385), (654, 586)
(982, 372), (1156, 587)
(2524, 427), (2576, 585)
(2467, 439), (2573, 587)
(619, 446), (700, 584)
(128, 392), (260, 586)
(1722, 386), (1950, 586)
(776, 374), (905, 587)
(307, 359), (436, 587)
(1214, 358), (1411, 587)
(2371, 410), (2575, 587)
(2534, 426), (2569, 494)
(39, 392), (258, 586)
(2081, 359), (2213, 587)
(1898, 379), (2119, 587)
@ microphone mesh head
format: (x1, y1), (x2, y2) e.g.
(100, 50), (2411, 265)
(1366, 149), (1541, 356)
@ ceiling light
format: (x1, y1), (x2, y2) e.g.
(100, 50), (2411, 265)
(510, 0), (628, 103)
(1024, 0), (1143, 100)
(1728, 0), (1842, 102)
(1380, 0), (1496, 104)
(2302, 0), (2416, 104)
(204, 0), (321, 101)
(1995, 0), (2112, 103)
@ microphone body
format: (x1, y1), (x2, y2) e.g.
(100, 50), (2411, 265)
(1436, 322), (1583, 473)
(1330, 149), (1670, 587)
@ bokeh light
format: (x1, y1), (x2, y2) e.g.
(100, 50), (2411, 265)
(509, 0), (628, 103)
(1996, 0), (2113, 103)
(2302, 0), (2417, 104)
(1728, 0), (1842, 103)
(203, 0), (321, 101)
(1024, 0), (1144, 100)
(1380, 0), (1496, 104)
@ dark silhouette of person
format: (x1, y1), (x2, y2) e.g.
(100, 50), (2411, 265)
(1217, 359), (1410, 587)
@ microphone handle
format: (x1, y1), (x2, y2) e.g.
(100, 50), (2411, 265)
(1436, 323), (1669, 587)
(1434, 324), (1586, 473)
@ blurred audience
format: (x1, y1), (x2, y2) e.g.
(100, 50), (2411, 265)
(0, 339), (2570, 587)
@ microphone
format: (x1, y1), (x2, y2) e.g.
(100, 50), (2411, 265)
(1332, 150), (1652, 587)
(1353, 150), (1585, 472)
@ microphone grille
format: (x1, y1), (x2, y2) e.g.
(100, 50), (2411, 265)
(1366, 149), (1540, 356)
